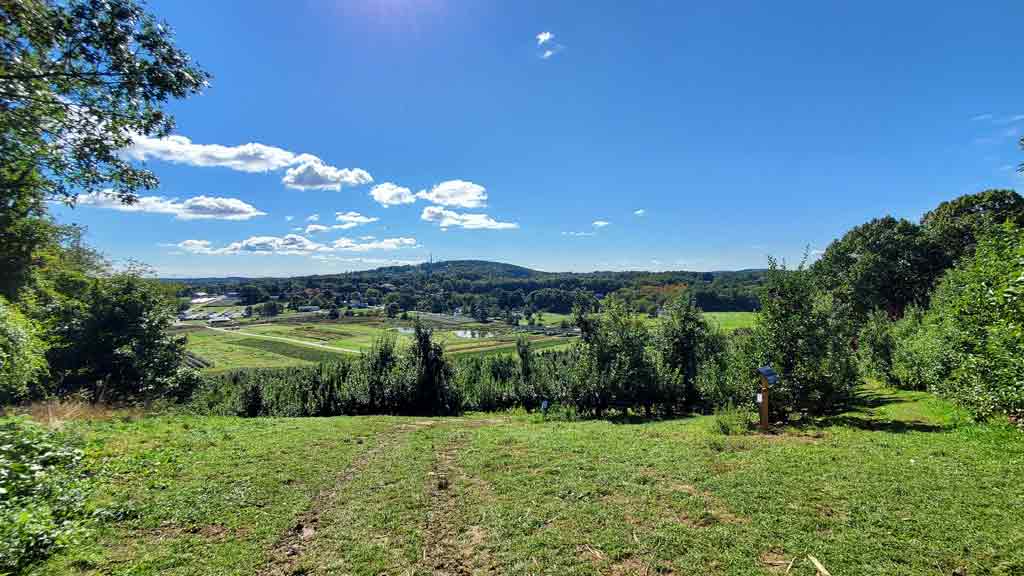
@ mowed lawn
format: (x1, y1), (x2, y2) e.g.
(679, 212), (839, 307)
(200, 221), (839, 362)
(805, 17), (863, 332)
(32, 386), (1024, 575)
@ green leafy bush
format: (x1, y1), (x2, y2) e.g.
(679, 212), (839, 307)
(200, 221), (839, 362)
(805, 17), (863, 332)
(0, 297), (48, 404)
(0, 418), (89, 573)
(892, 223), (1024, 420)
(713, 403), (752, 435)
(857, 309), (896, 383)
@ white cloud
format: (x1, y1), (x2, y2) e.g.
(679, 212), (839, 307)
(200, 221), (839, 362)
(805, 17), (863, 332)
(282, 159), (373, 191)
(370, 182), (416, 207)
(306, 213), (320, 222)
(420, 206), (518, 230)
(592, 220), (610, 228)
(415, 180), (488, 208)
(359, 235), (376, 241)
(332, 237), (417, 252)
(126, 134), (373, 191)
(125, 134), (304, 172)
(285, 215), (294, 222)
(76, 190), (266, 221)
(304, 224), (329, 234)
(536, 31), (554, 45)
(562, 231), (595, 237)
(971, 113), (994, 122)
(633, 209), (645, 216)
(173, 233), (416, 256)
(334, 211), (379, 229)
(541, 44), (565, 60)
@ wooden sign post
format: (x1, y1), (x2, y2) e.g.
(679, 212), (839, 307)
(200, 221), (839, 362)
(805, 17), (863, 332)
(756, 366), (778, 432)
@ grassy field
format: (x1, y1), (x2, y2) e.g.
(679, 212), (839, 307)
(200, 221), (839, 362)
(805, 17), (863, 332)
(182, 317), (574, 372)
(30, 384), (1024, 575)
(522, 311), (756, 331)
(704, 311), (756, 332)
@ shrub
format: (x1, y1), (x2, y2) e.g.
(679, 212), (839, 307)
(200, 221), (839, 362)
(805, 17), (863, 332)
(0, 297), (48, 404)
(696, 329), (760, 410)
(892, 223), (1024, 420)
(857, 309), (896, 383)
(0, 418), (89, 572)
(714, 403), (752, 435)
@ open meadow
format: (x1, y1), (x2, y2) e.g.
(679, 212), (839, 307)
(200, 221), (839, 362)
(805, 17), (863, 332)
(28, 383), (1024, 576)
(179, 315), (575, 372)
(180, 312), (756, 373)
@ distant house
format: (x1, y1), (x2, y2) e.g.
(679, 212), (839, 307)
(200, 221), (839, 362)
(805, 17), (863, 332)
(297, 305), (320, 312)
(207, 316), (231, 324)
(194, 291), (208, 297)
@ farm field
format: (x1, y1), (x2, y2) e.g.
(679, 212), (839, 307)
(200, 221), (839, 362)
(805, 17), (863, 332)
(31, 384), (1024, 575)
(181, 316), (573, 372)
(704, 311), (756, 332)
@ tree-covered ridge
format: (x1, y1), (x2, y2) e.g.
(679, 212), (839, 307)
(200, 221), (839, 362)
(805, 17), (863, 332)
(171, 260), (767, 315)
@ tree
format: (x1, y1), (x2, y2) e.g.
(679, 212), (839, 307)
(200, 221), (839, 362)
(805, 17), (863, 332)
(920, 189), (1024, 267)
(328, 306), (340, 320)
(1, 0), (208, 300)
(385, 302), (400, 318)
(655, 296), (712, 409)
(1, 0), (210, 204)
(754, 258), (859, 416)
(812, 217), (941, 320)
(239, 285), (269, 305)
(46, 269), (185, 402)
(258, 301), (282, 317)
(0, 296), (48, 403)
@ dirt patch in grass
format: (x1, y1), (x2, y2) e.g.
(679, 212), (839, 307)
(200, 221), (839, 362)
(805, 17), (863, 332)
(759, 551), (794, 573)
(418, 432), (494, 576)
(257, 423), (430, 576)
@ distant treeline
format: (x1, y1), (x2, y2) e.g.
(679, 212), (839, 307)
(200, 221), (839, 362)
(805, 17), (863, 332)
(173, 262), (765, 316)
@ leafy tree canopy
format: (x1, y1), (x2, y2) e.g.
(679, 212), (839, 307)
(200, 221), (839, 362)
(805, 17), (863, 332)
(1, 0), (210, 203)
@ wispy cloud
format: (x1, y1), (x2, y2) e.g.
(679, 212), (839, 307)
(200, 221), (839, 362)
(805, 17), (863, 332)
(536, 31), (554, 46)
(972, 113), (994, 122)
(284, 215), (294, 222)
(562, 231), (595, 237)
(633, 209), (645, 216)
(76, 190), (266, 221)
(334, 211), (379, 229)
(592, 220), (610, 228)
(420, 206), (518, 230)
(541, 45), (565, 60)
(306, 214), (320, 222)
(172, 234), (417, 256)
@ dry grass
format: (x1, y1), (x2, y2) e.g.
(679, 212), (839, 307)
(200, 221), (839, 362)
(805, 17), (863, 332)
(7, 399), (144, 427)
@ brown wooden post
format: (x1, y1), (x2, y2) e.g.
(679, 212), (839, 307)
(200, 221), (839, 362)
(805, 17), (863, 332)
(758, 376), (769, 431)
(756, 366), (776, 432)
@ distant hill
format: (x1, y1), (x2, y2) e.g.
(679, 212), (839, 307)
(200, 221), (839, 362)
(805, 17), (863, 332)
(167, 259), (767, 313)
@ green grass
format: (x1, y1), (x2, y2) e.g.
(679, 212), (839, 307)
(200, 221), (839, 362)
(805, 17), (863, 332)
(704, 311), (757, 332)
(30, 385), (1024, 575)
(186, 318), (576, 371)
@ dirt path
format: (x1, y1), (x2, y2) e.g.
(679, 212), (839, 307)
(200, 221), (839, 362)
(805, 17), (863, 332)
(256, 422), (433, 576)
(418, 419), (504, 576)
(204, 325), (362, 354)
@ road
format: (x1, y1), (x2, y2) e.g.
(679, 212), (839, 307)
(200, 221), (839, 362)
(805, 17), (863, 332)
(204, 325), (362, 354)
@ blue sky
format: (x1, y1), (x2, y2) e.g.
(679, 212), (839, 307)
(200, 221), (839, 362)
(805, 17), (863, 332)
(50, 0), (1024, 277)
